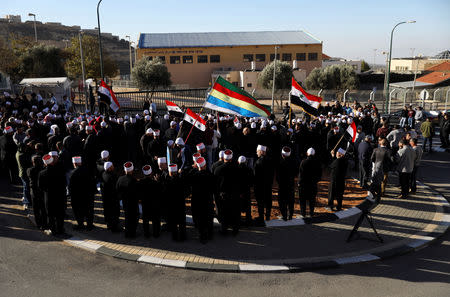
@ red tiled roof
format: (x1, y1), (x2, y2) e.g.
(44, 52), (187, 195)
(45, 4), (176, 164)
(322, 53), (331, 60)
(426, 61), (450, 72)
(416, 71), (450, 84)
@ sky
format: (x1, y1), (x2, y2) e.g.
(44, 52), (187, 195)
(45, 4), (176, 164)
(3, 0), (450, 64)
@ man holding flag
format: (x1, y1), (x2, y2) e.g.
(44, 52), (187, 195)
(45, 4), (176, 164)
(98, 80), (120, 115)
(290, 78), (322, 117)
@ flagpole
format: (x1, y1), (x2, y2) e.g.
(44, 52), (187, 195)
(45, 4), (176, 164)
(184, 107), (204, 145)
(288, 91), (292, 129)
(331, 134), (346, 153)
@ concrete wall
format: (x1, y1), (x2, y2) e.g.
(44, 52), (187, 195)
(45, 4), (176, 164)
(137, 43), (322, 88)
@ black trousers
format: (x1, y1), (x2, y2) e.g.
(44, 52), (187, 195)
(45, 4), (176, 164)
(31, 189), (47, 229)
(196, 214), (213, 240)
(143, 213), (161, 237)
(299, 186), (317, 216)
(328, 183), (344, 210)
(168, 216), (186, 241)
(102, 196), (120, 230)
(71, 195), (94, 227)
(240, 191), (252, 221)
(423, 137), (433, 152)
(255, 186), (272, 220)
(440, 132), (449, 147)
(359, 160), (370, 188)
(410, 166), (418, 192)
(278, 186), (294, 219)
(399, 172), (411, 198)
(45, 196), (65, 234)
(217, 193), (240, 231)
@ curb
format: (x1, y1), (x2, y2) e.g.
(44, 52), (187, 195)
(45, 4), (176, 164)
(26, 182), (449, 273)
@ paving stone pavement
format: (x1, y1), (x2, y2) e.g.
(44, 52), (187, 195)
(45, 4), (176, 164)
(22, 173), (447, 272)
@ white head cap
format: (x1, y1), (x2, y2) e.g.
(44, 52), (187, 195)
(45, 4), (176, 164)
(157, 157), (167, 164)
(146, 128), (153, 135)
(251, 122), (257, 129)
(145, 115), (151, 121)
(170, 121), (177, 127)
(164, 114), (170, 120)
(153, 129), (160, 136)
(100, 121), (107, 128)
(223, 149), (233, 160)
(196, 143), (205, 150)
(72, 156), (82, 164)
(49, 151), (58, 157)
(167, 140), (174, 147)
(104, 161), (113, 171)
(271, 125), (277, 131)
(123, 161), (134, 173)
(144, 110), (150, 115)
(257, 144), (267, 152)
(192, 153), (201, 162)
(142, 165), (152, 175)
(196, 157), (206, 168)
(281, 146), (291, 157)
(101, 150), (109, 159)
(235, 122), (242, 129)
(168, 163), (178, 173)
(238, 156), (246, 164)
(175, 137), (184, 146)
(307, 147), (315, 156)
(219, 150), (225, 159)
(42, 154), (53, 165)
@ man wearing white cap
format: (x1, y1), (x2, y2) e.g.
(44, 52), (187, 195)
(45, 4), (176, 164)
(187, 156), (215, 243)
(116, 162), (139, 238)
(174, 137), (192, 170)
(254, 144), (274, 223)
(138, 164), (162, 238)
(139, 128), (153, 162)
(214, 149), (240, 235)
(211, 150), (225, 174)
(327, 148), (348, 211)
(164, 120), (178, 142)
(68, 156), (96, 230)
(298, 148), (322, 217)
(100, 161), (120, 232)
(0, 126), (18, 183)
(146, 129), (164, 165)
(96, 150), (110, 179)
(38, 153), (67, 236)
(276, 147), (297, 221)
(83, 125), (98, 174)
(165, 163), (187, 241)
(237, 155), (254, 225)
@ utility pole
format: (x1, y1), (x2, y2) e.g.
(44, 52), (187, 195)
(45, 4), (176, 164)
(271, 46), (280, 113)
(373, 49), (377, 69)
(97, 0), (104, 80)
(28, 13), (37, 42)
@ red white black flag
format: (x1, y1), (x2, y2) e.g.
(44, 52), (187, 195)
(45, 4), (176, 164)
(165, 100), (183, 115)
(346, 121), (357, 143)
(98, 80), (120, 112)
(183, 108), (206, 131)
(290, 77), (322, 116)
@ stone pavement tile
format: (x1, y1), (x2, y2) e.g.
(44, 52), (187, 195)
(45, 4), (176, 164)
(210, 263), (239, 272)
(96, 246), (119, 257)
(186, 262), (213, 270)
(238, 264), (289, 272)
(114, 251), (140, 262)
(160, 258), (186, 268)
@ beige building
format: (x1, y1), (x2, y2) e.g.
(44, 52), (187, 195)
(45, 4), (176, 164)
(390, 51), (450, 72)
(137, 31), (322, 88)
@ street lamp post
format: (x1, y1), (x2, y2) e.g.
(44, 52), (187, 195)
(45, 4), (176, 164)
(384, 20), (416, 112)
(412, 54), (422, 92)
(97, 0), (104, 80)
(79, 31), (88, 109)
(373, 49), (377, 69)
(28, 13), (37, 42)
(271, 46), (280, 113)
(125, 35), (133, 78)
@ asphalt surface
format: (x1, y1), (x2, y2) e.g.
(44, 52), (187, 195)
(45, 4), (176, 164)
(1, 151), (449, 297)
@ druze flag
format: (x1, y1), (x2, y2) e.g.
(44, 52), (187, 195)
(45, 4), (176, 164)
(183, 108), (206, 131)
(290, 77), (322, 116)
(346, 121), (357, 143)
(165, 100), (183, 115)
(98, 80), (120, 112)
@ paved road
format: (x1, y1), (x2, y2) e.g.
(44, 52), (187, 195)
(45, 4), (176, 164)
(1, 152), (449, 297)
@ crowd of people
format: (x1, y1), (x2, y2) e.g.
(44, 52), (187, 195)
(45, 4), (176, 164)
(1, 91), (449, 244)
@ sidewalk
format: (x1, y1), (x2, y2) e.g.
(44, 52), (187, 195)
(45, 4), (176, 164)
(23, 175), (449, 272)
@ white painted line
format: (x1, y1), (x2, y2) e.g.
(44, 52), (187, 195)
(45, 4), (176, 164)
(64, 236), (84, 247)
(77, 241), (102, 251)
(137, 255), (163, 265)
(335, 254), (380, 265)
(441, 214), (450, 226)
(335, 207), (362, 219)
(160, 259), (186, 268)
(407, 238), (434, 249)
(239, 264), (289, 271)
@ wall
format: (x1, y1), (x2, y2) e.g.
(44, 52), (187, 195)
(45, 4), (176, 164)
(137, 43), (322, 88)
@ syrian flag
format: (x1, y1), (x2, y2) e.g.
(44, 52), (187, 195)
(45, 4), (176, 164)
(290, 78), (322, 116)
(345, 121), (357, 143)
(183, 108), (206, 131)
(165, 100), (183, 116)
(98, 80), (120, 112)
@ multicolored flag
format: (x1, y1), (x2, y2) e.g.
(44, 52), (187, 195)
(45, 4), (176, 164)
(183, 108), (206, 131)
(290, 77), (322, 116)
(204, 76), (270, 118)
(98, 80), (120, 112)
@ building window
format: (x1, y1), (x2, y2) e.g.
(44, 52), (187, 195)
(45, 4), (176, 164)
(170, 56), (180, 64)
(157, 56), (165, 63)
(270, 53), (280, 61)
(308, 53), (318, 61)
(145, 55), (153, 61)
(197, 55), (208, 63)
(282, 53), (292, 61)
(232, 82), (239, 87)
(183, 55), (193, 64)
(247, 83), (252, 88)
(243, 54), (254, 62)
(210, 55), (220, 63)
(255, 54), (265, 62)
(296, 53), (306, 61)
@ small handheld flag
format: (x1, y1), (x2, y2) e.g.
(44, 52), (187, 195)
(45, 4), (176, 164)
(183, 108), (206, 131)
(165, 100), (183, 115)
(346, 121), (357, 143)
(98, 80), (120, 112)
(290, 78), (322, 117)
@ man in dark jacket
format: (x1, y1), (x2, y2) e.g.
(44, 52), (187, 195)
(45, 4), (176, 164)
(237, 156), (254, 225)
(298, 148), (322, 217)
(116, 162), (139, 238)
(100, 161), (120, 232)
(38, 154), (67, 236)
(214, 149), (240, 234)
(371, 138), (392, 197)
(138, 165), (162, 238)
(0, 126), (18, 183)
(358, 136), (374, 189)
(27, 155), (47, 229)
(276, 147), (298, 220)
(253, 145), (274, 223)
(68, 156), (97, 230)
(165, 163), (187, 241)
(83, 125), (98, 174)
(188, 157), (215, 243)
(327, 148), (348, 211)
